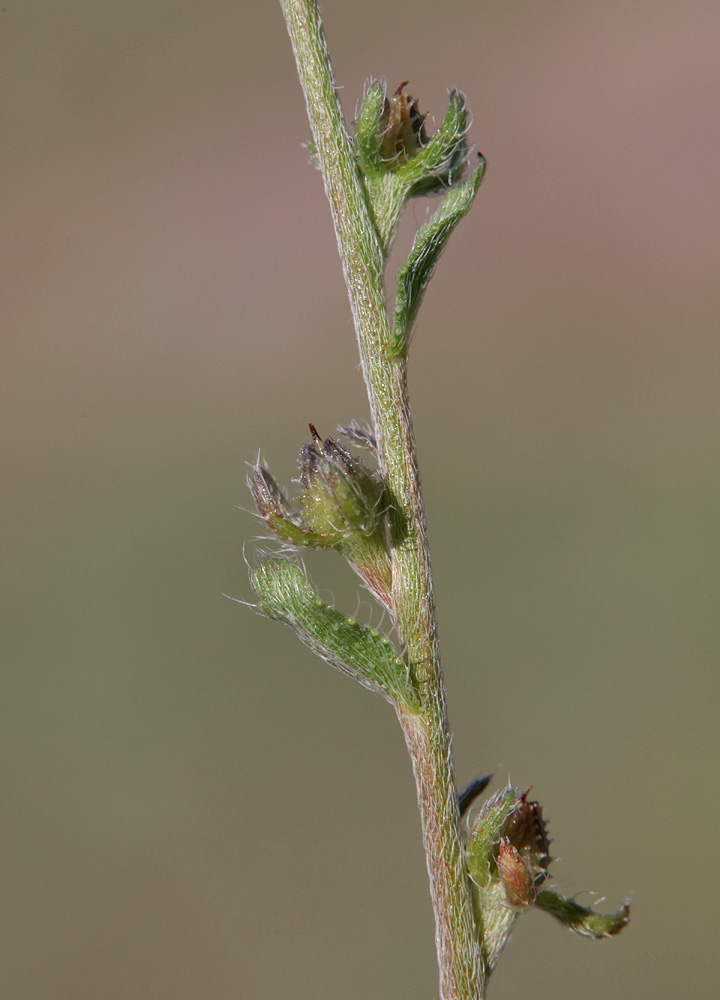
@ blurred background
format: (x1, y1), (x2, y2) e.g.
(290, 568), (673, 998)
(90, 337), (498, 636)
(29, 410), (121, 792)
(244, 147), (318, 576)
(2, 1), (719, 997)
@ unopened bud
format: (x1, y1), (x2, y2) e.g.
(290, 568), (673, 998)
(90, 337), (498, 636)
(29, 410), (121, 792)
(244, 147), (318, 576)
(465, 783), (628, 964)
(496, 838), (535, 909)
(504, 789), (551, 882)
(466, 787), (551, 905)
(250, 426), (393, 609)
(379, 82), (427, 164)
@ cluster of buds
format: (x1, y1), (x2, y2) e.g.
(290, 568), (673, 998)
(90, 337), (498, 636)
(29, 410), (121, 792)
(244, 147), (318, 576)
(250, 425), (393, 610)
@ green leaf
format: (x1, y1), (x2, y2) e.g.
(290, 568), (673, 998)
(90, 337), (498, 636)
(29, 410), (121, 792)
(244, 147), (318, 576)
(535, 890), (631, 938)
(392, 156), (486, 356)
(249, 556), (420, 710)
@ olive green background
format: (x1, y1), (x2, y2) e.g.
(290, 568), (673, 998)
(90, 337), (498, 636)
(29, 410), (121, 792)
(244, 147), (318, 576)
(3, 2), (718, 997)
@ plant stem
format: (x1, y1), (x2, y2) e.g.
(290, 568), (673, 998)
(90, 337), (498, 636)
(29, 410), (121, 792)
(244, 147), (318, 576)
(279, 2), (484, 996)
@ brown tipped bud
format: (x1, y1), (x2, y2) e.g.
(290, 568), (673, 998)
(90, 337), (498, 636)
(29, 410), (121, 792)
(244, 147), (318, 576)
(296, 427), (382, 538)
(505, 790), (552, 887)
(496, 838), (535, 909)
(379, 82), (427, 164)
(250, 427), (393, 609)
(466, 786), (551, 901)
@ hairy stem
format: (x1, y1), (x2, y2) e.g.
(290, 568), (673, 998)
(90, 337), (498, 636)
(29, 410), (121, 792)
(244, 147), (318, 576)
(279, 1), (484, 996)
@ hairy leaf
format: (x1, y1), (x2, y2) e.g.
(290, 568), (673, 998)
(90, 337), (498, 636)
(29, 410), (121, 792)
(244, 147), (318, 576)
(249, 556), (420, 710)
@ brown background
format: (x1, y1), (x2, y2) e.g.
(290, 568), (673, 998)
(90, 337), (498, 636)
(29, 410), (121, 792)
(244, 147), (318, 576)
(3, 1), (719, 998)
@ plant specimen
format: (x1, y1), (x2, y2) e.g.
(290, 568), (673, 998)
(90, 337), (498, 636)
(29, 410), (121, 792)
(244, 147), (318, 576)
(247, 2), (630, 997)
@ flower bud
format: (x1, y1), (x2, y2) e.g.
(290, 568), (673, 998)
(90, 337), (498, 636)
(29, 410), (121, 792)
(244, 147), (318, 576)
(465, 783), (627, 966)
(496, 838), (535, 909)
(296, 427), (379, 538)
(379, 82), (427, 164)
(250, 426), (393, 609)
(468, 787), (550, 900)
(502, 789), (551, 895)
(465, 786), (552, 968)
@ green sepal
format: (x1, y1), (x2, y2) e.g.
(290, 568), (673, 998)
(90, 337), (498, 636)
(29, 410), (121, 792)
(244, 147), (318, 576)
(466, 787), (518, 889)
(353, 81), (386, 176)
(395, 89), (468, 196)
(249, 556), (420, 710)
(297, 455), (369, 537)
(391, 156), (486, 356)
(474, 878), (518, 973)
(535, 890), (631, 938)
(251, 465), (338, 547)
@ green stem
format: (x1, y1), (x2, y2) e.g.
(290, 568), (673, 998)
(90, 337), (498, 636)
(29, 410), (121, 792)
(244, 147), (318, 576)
(279, 2), (484, 996)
